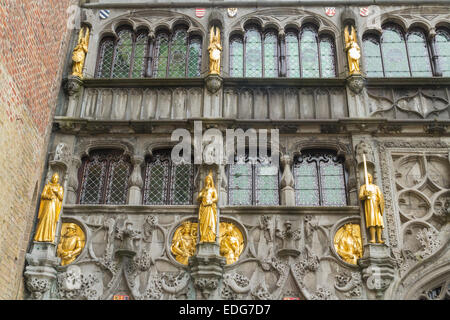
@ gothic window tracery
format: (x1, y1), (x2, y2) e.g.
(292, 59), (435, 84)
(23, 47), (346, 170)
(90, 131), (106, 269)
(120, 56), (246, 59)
(78, 150), (132, 205)
(143, 150), (194, 205)
(293, 150), (347, 206)
(96, 25), (202, 79)
(228, 152), (280, 206)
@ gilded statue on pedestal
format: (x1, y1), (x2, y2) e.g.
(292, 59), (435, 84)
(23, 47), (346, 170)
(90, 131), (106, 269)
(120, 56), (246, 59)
(219, 223), (244, 265)
(197, 171), (218, 243)
(72, 27), (90, 78)
(344, 25), (361, 75)
(359, 155), (385, 243)
(34, 173), (64, 243)
(57, 223), (85, 266)
(208, 26), (222, 75)
(171, 221), (198, 265)
(334, 224), (363, 265)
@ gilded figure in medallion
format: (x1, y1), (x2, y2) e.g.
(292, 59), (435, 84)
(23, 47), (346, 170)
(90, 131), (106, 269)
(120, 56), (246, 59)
(334, 224), (363, 265)
(171, 222), (198, 265)
(359, 173), (385, 244)
(34, 173), (64, 243)
(208, 26), (222, 75)
(219, 223), (244, 265)
(197, 171), (218, 243)
(72, 27), (90, 78)
(344, 25), (361, 75)
(57, 223), (85, 266)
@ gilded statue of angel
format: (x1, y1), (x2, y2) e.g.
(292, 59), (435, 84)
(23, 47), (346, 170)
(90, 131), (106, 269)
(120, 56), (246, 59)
(72, 27), (90, 78)
(208, 26), (222, 75)
(344, 25), (361, 75)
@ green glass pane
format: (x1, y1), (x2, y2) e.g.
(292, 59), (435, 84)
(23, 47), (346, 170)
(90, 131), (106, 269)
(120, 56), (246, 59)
(169, 29), (188, 77)
(295, 175), (319, 190)
(144, 161), (169, 205)
(363, 37), (384, 77)
(286, 33), (300, 77)
(245, 28), (262, 77)
(294, 161), (317, 176)
(256, 165), (278, 176)
(381, 26), (410, 77)
(171, 164), (192, 205)
(436, 30), (450, 77)
(320, 161), (343, 176)
(154, 34), (169, 78)
(230, 174), (252, 189)
(264, 32), (278, 77)
(407, 31), (432, 77)
(230, 163), (252, 176)
(230, 38), (244, 77)
(98, 40), (114, 78)
(320, 37), (336, 78)
(296, 189), (320, 206)
(107, 162), (129, 204)
(300, 27), (320, 78)
(256, 189), (279, 205)
(187, 37), (202, 78)
(132, 33), (147, 78)
(230, 189), (252, 205)
(256, 175), (278, 190)
(112, 30), (133, 78)
(82, 163), (105, 204)
(322, 188), (347, 206)
(320, 174), (345, 189)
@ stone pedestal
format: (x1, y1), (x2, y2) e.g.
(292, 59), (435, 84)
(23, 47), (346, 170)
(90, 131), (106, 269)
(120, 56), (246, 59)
(205, 74), (222, 94)
(358, 244), (396, 299)
(24, 242), (60, 300)
(64, 75), (84, 117)
(188, 242), (226, 300)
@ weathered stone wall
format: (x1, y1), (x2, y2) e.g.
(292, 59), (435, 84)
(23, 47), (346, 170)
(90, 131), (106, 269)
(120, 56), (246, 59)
(0, 0), (77, 299)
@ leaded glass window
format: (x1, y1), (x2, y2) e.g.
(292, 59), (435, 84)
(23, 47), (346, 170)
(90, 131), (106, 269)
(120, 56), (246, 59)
(245, 27), (263, 77)
(78, 150), (131, 205)
(406, 29), (432, 77)
(143, 150), (194, 205)
(436, 28), (450, 77)
(319, 35), (337, 78)
(300, 25), (320, 78)
(362, 35), (384, 77)
(228, 154), (279, 206)
(294, 150), (347, 206)
(230, 37), (244, 77)
(286, 31), (300, 77)
(264, 31), (278, 77)
(96, 25), (202, 78)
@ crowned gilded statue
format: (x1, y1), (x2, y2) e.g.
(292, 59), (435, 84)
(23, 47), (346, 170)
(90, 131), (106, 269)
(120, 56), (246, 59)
(71, 27), (90, 78)
(344, 25), (361, 75)
(34, 173), (64, 243)
(208, 26), (222, 75)
(197, 171), (218, 243)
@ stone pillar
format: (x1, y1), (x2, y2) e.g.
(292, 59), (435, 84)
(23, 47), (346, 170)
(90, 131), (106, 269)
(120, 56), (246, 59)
(428, 28), (442, 77)
(280, 154), (295, 206)
(278, 30), (286, 77)
(66, 156), (81, 204)
(128, 156), (144, 205)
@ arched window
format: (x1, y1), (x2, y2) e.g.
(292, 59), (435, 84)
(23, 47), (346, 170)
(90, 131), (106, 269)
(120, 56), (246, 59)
(153, 27), (203, 78)
(96, 25), (202, 78)
(363, 24), (434, 77)
(78, 150), (132, 205)
(436, 28), (450, 77)
(362, 34), (384, 77)
(293, 150), (347, 206)
(228, 152), (279, 206)
(231, 25), (336, 78)
(143, 150), (194, 205)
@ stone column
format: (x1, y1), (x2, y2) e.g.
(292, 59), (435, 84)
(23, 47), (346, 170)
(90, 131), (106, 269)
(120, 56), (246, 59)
(128, 156), (144, 205)
(66, 156), (81, 204)
(280, 154), (295, 206)
(428, 28), (442, 77)
(65, 75), (84, 117)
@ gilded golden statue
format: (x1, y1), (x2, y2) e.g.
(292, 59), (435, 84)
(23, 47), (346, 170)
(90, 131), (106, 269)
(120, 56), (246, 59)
(344, 25), (361, 75)
(34, 173), (64, 243)
(72, 27), (90, 78)
(334, 224), (363, 265)
(219, 222), (244, 265)
(197, 171), (218, 243)
(359, 164), (385, 244)
(208, 26), (222, 75)
(57, 223), (85, 266)
(171, 221), (198, 265)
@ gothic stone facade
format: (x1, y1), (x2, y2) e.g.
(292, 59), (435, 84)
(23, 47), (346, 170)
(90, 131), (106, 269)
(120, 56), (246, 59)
(23, 0), (449, 300)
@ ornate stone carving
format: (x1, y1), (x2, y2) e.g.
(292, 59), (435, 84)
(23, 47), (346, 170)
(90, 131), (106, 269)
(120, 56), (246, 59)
(275, 220), (301, 257)
(335, 271), (363, 299)
(347, 75), (365, 94)
(205, 74), (222, 94)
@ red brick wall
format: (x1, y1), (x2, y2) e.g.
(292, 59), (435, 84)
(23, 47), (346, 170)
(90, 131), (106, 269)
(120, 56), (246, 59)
(0, 0), (77, 299)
